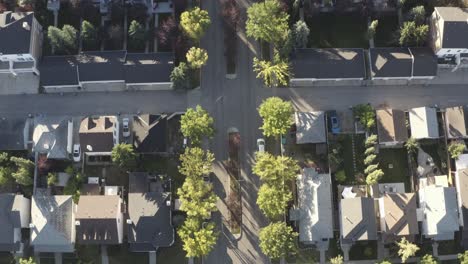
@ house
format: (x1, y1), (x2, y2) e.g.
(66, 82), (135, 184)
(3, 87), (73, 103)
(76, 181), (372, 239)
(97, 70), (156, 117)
(418, 175), (459, 241)
(455, 154), (468, 249)
(376, 108), (408, 146)
(32, 116), (73, 159)
(0, 194), (30, 253)
(445, 106), (468, 139)
(40, 52), (174, 92)
(30, 195), (76, 253)
(0, 117), (30, 150)
(290, 48), (366, 86)
(409, 107), (439, 139)
(75, 195), (124, 245)
(291, 168), (333, 247)
(377, 192), (418, 243)
(294, 111), (327, 144)
(339, 197), (377, 244)
(0, 12), (42, 95)
(133, 114), (168, 154)
(128, 172), (174, 252)
(430, 7), (468, 61)
(369, 48), (437, 81)
(79, 116), (119, 163)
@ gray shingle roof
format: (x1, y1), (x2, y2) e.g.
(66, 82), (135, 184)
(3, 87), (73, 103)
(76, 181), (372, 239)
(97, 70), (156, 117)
(294, 111), (326, 144)
(125, 53), (174, 84)
(340, 197), (377, 242)
(376, 108), (408, 144)
(0, 12), (33, 55)
(77, 51), (126, 82)
(39, 56), (79, 87)
(132, 114), (167, 153)
(370, 48), (412, 78)
(0, 194), (30, 252)
(32, 116), (70, 159)
(0, 117), (27, 150)
(434, 7), (468, 49)
(411, 48), (438, 77)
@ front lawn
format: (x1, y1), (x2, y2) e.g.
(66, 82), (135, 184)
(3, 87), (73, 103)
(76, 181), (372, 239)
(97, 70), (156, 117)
(374, 15), (399, 47)
(349, 241), (377, 260)
(108, 245), (148, 264)
(286, 247), (320, 263)
(379, 148), (411, 191)
(157, 236), (188, 264)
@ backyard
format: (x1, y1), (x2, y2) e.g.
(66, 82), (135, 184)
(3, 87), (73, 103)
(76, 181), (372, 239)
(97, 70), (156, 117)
(108, 245), (148, 264)
(285, 247), (320, 263)
(330, 134), (366, 185)
(378, 148), (411, 191)
(349, 241), (378, 260)
(373, 15), (399, 47)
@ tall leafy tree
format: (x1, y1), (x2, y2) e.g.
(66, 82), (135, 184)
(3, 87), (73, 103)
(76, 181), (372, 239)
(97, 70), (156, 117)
(293, 20), (309, 48)
(405, 137), (419, 154)
(157, 16), (179, 47)
(180, 105), (215, 145)
(62, 25), (78, 51)
(48, 25), (78, 54)
(178, 217), (218, 258)
(259, 222), (297, 260)
(399, 21), (428, 47)
(397, 237), (419, 263)
(10, 157), (34, 186)
(420, 254), (438, 264)
(253, 56), (290, 87)
(253, 152), (299, 184)
(459, 251), (468, 264)
(180, 7), (211, 41)
(19, 258), (36, 264)
(366, 169), (384, 185)
(409, 5), (426, 25)
(330, 255), (344, 264)
(353, 104), (376, 131)
(128, 20), (145, 49)
(177, 177), (217, 219)
(186, 47), (208, 69)
(367, 20), (378, 40)
(171, 62), (191, 90)
(81, 20), (98, 48)
(111, 143), (137, 170)
(258, 97), (294, 137)
(246, 0), (289, 44)
(179, 147), (214, 178)
(448, 141), (465, 159)
(257, 184), (292, 220)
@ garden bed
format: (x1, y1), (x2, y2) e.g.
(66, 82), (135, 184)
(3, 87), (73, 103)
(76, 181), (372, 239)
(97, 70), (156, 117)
(373, 15), (399, 47)
(226, 131), (241, 234)
(349, 241), (378, 260)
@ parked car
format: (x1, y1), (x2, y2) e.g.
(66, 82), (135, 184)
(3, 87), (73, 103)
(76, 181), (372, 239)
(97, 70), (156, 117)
(73, 144), (81, 162)
(328, 111), (341, 134)
(122, 118), (130, 137)
(257, 138), (265, 153)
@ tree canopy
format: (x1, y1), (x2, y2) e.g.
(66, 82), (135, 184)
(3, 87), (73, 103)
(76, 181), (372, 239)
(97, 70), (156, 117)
(178, 217), (218, 258)
(179, 147), (214, 178)
(186, 47), (208, 69)
(448, 141), (465, 159)
(253, 56), (290, 88)
(420, 254), (438, 264)
(252, 152), (299, 184)
(259, 222), (297, 260)
(177, 177), (217, 219)
(180, 105), (215, 145)
(330, 255), (344, 264)
(397, 237), (419, 263)
(353, 104), (375, 131)
(47, 25), (78, 54)
(111, 143), (137, 170)
(246, 0), (289, 44)
(19, 258), (36, 264)
(399, 21), (428, 47)
(128, 20), (145, 49)
(81, 20), (97, 47)
(10, 157), (34, 186)
(405, 137), (419, 154)
(293, 20), (309, 48)
(366, 169), (384, 185)
(257, 184), (292, 220)
(258, 97), (294, 138)
(170, 62), (191, 90)
(459, 251), (468, 264)
(180, 7), (211, 41)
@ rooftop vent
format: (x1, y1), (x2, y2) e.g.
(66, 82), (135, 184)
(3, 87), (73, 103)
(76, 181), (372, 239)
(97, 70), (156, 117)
(22, 22), (30, 30)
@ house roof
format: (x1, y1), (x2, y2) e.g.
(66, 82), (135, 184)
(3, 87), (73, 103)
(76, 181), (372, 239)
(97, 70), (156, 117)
(0, 117), (27, 150)
(0, 194), (30, 252)
(79, 116), (116, 153)
(133, 114), (167, 153)
(295, 111), (326, 144)
(376, 108), (408, 144)
(75, 195), (122, 245)
(32, 116), (70, 159)
(39, 56), (79, 87)
(340, 197), (377, 242)
(128, 172), (173, 251)
(381, 193), (418, 238)
(296, 168), (333, 244)
(76, 51), (126, 82)
(409, 107), (439, 139)
(411, 48), (438, 77)
(445, 106), (467, 139)
(0, 12), (34, 55)
(124, 53), (174, 84)
(30, 195), (75, 253)
(291, 48), (366, 79)
(434, 7), (468, 48)
(456, 168), (468, 246)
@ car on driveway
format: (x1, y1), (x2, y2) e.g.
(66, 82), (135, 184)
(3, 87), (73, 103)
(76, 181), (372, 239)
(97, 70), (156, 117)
(122, 118), (130, 137)
(73, 144), (81, 162)
(257, 138), (265, 153)
(328, 111), (341, 134)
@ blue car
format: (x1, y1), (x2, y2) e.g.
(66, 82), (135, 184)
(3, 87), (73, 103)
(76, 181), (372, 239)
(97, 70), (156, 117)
(328, 111), (341, 134)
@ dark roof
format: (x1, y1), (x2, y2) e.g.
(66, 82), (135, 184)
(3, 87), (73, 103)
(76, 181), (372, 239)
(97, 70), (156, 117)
(0, 117), (26, 150)
(76, 219), (120, 245)
(370, 48), (412, 78)
(376, 109), (408, 144)
(79, 116), (116, 153)
(133, 114), (167, 153)
(0, 12), (33, 54)
(128, 172), (173, 251)
(39, 56), (79, 86)
(77, 51), (126, 82)
(0, 194), (30, 252)
(124, 53), (174, 84)
(291, 49), (366, 79)
(411, 48), (438, 77)
(434, 7), (468, 48)
(458, 169), (468, 249)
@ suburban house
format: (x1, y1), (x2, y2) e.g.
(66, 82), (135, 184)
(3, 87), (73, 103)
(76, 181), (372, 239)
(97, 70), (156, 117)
(0, 117), (30, 150)
(290, 48), (366, 86)
(339, 197), (377, 244)
(368, 48), (438, 83)
(291, 168), (333, 248)
(0, 12), (42, 95)
(39, 52), (174, 93)
(455, 154), (468, 249)
(409, 107), (440, 139)
(127, 172), (174, 252)
(79, 116), (119, 163)
(418, 175), (459, 241)
(294, 111), (327, 144)
(376, 108), (408, 147)
(0, 194), (30, 254)
(133, 114), (168, 154)
(30, 195), (76, 253)
(445, 106), (468, 139)
(430, 7), (468, 62)
(75, 195), (124, 245)
(32, 116), (73, 159)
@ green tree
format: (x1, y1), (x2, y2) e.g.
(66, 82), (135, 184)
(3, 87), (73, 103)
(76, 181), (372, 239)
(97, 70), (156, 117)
(81, 20), (97, 47)
(62, 25), (78, 51)
(367, 20), (379, 40)
(365, 146), (376, 156)
(180, 105), (215, 145)
(253, 56), (290, 87)
(64, 171), (83, 204)
(353, 104), (375, 131)
(259, 222), (298, 260)
(47, 172), (58, 186)
(448, 141), (465, 159)
(178, 217), (218, 258)
(253, 152), (299, 184)
(293, 20), (309, 48)
(409, 5), (426, 25)
(366, 169), (384, 185)
(48, 25), (78, 54)
(19, 257), (36, 264)
(399, 21), (428, 47)
(459, 251), (468, 264)
(177, 177), (217, 219)
(257, 184), (292, 220)
(171, 62), (191, 90)
(335, 170), (346, 183)
(378, 261), (392, 264)
(128, 20), (145, 49)
(365, 134), (378, 147)
(405, 137), (419, 154)
(258, 97), (294, 138)
(246, 0), (289, 44)
(0, 167), (13, 186)
(180, 7), (211, 41)
(420, 254), (438, 264)
(397, 237), (419, 263)
(186, 47), (208, 69)
(364, 164), (379, 175)
(10, 157), (34, 186)
(179, 147), (214, 178)
(330, 255), (344, 264)
(364, 154), (377, 165)
(111, 143), (137, 170)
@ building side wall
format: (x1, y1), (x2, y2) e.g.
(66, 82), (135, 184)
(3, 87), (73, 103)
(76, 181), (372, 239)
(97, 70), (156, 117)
(0, 72), (39, 95)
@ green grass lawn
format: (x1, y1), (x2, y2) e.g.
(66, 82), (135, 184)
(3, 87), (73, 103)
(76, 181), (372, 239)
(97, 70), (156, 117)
(108, 245), (148, 264)
(349, 241), (378, 260)
(379, 148), (411, 191)
(307, 14), (368, 48)
(326, 236), (344, 260)
(337, 134), (366, 184)
(374, 15), (399, 47)
(157, 236), (188, 264)
(286, 248), (320, 263)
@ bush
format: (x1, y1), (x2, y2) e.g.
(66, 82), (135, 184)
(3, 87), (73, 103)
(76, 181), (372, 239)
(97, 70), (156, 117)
(171, 62), (191, 90)
(409, 5), (426, 25)
(399, 21), (428, 47)
(367, 20), (378, 40)
(335, 170), (346, 183)
(448, 141), (466, 159)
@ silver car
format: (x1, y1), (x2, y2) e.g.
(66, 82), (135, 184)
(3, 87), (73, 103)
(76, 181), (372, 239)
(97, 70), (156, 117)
(257, 138), (265, 153)
(122, 118), (130, 138)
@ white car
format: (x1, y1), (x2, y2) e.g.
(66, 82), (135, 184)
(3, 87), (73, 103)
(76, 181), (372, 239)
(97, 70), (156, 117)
(73, 144), (81, 162)
(122, 118), (130, 138)
(257, 138), (265, 153)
